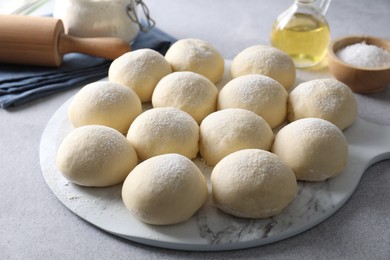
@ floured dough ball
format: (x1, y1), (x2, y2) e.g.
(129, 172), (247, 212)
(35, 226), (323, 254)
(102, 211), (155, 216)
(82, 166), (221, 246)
(211, 149), (297, 218)
(200, 108), (274, 166)
(108, 49), (172, 102)
(230, 45), (296, 90)
(56, 125), (138, 187)
(288, 79), (358, 130)
(272, 118), (348, 181)
(165, 38), (224, 83)
(68, 81), (142, 134)
(152, 71), (218, 124)
(218, 74), (288, 128)
(122, 153), (208, 225)
(127, 107), (199, 161)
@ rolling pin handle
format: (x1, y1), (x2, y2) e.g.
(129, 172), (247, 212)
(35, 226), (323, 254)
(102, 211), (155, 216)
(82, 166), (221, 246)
(58, 34), (131, 60)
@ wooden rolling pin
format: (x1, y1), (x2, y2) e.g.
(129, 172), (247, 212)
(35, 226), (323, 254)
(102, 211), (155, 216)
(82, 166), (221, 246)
(0, 14), (131, 67)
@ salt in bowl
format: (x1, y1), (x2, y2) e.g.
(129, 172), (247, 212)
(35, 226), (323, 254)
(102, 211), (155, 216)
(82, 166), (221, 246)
(327, 35), (390, 94)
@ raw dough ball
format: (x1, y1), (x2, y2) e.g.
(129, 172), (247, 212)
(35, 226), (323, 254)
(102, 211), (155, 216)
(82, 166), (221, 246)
(211, 149), (297, 218)
(230, 45), (296, 90)
(272, 118), (348, 181)
(288, 79), (358, 130)
(108, 49), (172, 102)
(127, 107), (199, 161)
(218, 74), (288, 128)
(200, 108), (274, 166)
(152, 71), (218, 124)
(165, 38), (224, 83)
(68, 81), (142, 134)
(122, 153), (208, 225)
(56, 125), (138, 187)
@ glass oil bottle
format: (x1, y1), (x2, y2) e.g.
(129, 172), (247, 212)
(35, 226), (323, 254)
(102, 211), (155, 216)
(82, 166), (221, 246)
(271, 0), (331, 68)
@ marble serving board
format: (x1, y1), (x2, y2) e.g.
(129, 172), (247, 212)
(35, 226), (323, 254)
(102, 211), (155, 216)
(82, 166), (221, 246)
(39, 61), (390, 251)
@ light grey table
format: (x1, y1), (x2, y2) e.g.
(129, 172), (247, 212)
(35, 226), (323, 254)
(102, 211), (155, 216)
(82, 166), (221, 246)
(1, 0), (389, 259)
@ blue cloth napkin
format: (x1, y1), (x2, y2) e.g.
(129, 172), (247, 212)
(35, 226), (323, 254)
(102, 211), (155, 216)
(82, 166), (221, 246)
(0, 27), (175, 108)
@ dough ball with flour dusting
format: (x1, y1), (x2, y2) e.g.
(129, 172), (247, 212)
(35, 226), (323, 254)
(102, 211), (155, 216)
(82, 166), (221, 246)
(218, 74), (288, 128)
(127, 107), (199, 161)
(68, 81), (142, 134)
(211, 149), (297, 218)
(200, 108), (274, 166)
(152, 71), (218, 124)
(108, 49), (172, 102)
(56, 125), (138, 187)
(288, 79), (358, 130)
(272, 118), (348, 181)
(165, 38), (224, 83)
(122, 153), (208, 225)
(230, 45), (296, 90)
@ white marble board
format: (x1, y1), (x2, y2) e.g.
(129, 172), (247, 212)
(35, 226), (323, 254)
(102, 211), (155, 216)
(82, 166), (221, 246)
(39, 61), (390, 251)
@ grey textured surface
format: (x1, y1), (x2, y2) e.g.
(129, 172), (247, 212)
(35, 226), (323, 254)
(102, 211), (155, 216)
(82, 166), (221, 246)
(1, 0), (390, 259)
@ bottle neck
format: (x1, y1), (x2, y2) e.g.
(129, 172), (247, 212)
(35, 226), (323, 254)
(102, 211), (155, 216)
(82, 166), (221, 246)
(296, 0), (330, 15)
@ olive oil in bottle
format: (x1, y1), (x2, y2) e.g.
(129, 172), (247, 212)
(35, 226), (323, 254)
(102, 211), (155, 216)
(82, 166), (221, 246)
(270, 0), (331, 68)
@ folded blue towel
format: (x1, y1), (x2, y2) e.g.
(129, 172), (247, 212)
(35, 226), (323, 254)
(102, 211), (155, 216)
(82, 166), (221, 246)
(0, 27), (175, 108)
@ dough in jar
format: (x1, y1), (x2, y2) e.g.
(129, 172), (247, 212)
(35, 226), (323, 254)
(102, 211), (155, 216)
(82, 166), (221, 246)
(127, 107), (199, 161)
(272, 118), (348, 181)
(199, 108), (274, 166)
(68, 81), (142, 134)
(108, 49), (172, 102)
(218, 74), (288, 128)
(211, 149), (297, 218)
(230, 45), (296, 90)
(165, 38), (224, 83)
(287, 79), (358, 130)
(152, 71), (218, 124)
(122, 153), (208, 225)
(56, 125), (138, 187)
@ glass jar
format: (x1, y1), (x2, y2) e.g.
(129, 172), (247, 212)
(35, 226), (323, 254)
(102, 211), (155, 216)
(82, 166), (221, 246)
(53, 0), (155, 43)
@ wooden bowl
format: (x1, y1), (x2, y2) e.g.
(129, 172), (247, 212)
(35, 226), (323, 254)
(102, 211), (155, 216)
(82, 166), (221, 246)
(327, 35), (390, 94)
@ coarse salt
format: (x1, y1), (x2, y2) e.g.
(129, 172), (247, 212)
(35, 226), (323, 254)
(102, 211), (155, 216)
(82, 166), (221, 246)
(336, 41), (390, 68)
